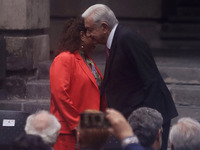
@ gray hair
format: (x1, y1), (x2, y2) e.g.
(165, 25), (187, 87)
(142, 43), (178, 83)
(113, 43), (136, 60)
(128, 107), (163, 147)
(25, 110), (61, 147)
(169, 117), (200, 150)
(82, 4), (118, 28)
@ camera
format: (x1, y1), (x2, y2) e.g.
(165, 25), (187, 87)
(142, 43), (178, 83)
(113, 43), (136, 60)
(80, 111), (110, 128)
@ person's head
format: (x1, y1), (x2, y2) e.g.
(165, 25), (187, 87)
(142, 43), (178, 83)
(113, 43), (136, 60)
(55, 17), (95, 56)
(25, 110), (61, 147)
(128, 107), (163, 150)
(78, 109), (110, 150)
(169, 117), (200, 150)
(12, 134), (51, 150)
(82, 4), (118, 45)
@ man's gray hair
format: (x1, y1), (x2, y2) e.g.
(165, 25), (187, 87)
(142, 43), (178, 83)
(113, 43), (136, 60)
(169, 117), (200, 150)
(82, 4), (118, 28)
(25, 110), (61, 146)
(128, 107), (163, 147)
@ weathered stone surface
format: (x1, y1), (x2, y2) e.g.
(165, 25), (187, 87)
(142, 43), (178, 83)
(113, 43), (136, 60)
(119, 21), (162, 48)
(26, 0), (50, 29)
(159, 66), (200, 84)
(0, 99), (50, 113)
(6, 36), (33, 70)
(50, 0), (162, 18)
(0, 36), (6, 79)
(104, 0), (162, 18)
(37, 60), (52, 79)
(0, 0), (49, 29)
(26, 79), (50, 99)
(171, 105), (200, 124)
(167, 85), (200, 106)
(5, 35), (49, 70)
(50, 0), (81, 17)
(0, 99), (24, 111)
(23, 99), (50, 113)
(32, 35), (50, 68)
(50, 20), (65, 52)
(6, 76), (26, 99)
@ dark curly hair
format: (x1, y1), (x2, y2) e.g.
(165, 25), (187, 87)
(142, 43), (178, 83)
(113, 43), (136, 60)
(54, 17), (87, 56)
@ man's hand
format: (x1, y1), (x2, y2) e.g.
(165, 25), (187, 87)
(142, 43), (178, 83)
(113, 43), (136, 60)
(105, 108), (134, 140)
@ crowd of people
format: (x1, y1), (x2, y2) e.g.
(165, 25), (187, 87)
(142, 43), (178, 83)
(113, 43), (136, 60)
(11, 109), (200, 150)
(7, 3), (200, 150)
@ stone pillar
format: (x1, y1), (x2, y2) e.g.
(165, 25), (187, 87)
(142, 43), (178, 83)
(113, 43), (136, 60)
(0, 0), (50, 99)
(0, 36), (6, 99)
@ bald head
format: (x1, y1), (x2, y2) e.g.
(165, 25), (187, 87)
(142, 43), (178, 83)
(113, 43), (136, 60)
(25, 110), (61, 147)
(32, 112), (51, 132)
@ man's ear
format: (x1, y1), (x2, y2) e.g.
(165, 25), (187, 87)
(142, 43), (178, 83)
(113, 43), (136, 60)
(101, 22), (110, 33)
(158, 129), (162, 141)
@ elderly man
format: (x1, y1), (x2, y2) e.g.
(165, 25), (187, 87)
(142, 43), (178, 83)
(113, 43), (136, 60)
(82, 4), (178, 150)
(169, 117), (200, 150)
(25, 110), (61, 147)
(128, 107), (163, 150)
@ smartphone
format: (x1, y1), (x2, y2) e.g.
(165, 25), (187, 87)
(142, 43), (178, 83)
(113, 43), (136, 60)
(80, 112), (110, 128)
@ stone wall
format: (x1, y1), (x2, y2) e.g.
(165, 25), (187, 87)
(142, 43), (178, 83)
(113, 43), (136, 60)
(0, 0), (50, 99)
(50, 0), (162, 52)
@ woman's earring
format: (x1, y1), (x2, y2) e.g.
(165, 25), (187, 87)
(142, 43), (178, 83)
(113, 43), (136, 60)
(81, 45), (84, 49)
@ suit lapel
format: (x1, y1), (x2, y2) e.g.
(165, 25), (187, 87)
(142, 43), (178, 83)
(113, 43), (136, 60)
(74, 51), (99, 90)
(101, 25), (120, 91)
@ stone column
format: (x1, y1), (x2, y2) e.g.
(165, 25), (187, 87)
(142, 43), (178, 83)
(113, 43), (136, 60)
(0, 36), (6, 99)
(0, 0), (50, 99)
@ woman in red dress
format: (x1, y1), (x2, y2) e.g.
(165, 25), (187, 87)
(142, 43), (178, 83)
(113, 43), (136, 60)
(50, 18), (107, 150)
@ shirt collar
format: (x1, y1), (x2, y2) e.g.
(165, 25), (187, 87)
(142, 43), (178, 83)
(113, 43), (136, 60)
(106, 23), (118, 49)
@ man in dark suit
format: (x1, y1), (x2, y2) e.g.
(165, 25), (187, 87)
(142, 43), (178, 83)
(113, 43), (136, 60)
(82, 4), (178, 150)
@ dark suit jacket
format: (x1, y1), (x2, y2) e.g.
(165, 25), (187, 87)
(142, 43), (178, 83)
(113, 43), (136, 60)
(125, 143), (155, 150)
(101, 24), (178, 123)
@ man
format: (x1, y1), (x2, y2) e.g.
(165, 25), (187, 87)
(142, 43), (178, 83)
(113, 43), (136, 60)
(82, 4), (178, 150)
(128, 107), (163, 150)
(169, 117), (200, 150)
(25, 110), (61, 147)
(106, 108), (151, 150)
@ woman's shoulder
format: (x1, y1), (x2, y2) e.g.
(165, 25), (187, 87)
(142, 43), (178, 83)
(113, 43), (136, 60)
(54, 51), (75, 60)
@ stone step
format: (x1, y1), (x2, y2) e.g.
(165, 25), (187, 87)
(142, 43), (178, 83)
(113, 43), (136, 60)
(172, 105), (200, 124)
(1, 93), (200, 125)
(159, 66), (200, 85)
(26, 79), (50, 99)
(152, 47), (200, 57)
(0, 99), (50, 114)
(36, 52), (200, 86)
(26, 69), (200, 106)
(168, 84), (200, 106)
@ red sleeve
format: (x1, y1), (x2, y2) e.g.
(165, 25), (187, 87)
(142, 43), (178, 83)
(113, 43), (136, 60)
(50, 53), (79, 131)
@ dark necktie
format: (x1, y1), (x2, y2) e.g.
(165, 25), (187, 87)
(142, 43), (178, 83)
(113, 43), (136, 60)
(106, 48), (110, 62)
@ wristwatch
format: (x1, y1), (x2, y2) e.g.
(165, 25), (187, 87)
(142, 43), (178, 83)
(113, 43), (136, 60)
(121, 136), (139, 148)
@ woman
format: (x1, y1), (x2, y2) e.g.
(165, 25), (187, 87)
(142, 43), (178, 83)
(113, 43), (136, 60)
(50, 18), (107, 150)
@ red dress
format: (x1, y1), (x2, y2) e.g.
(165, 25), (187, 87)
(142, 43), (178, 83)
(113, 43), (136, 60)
(50, 51), (107, 150)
